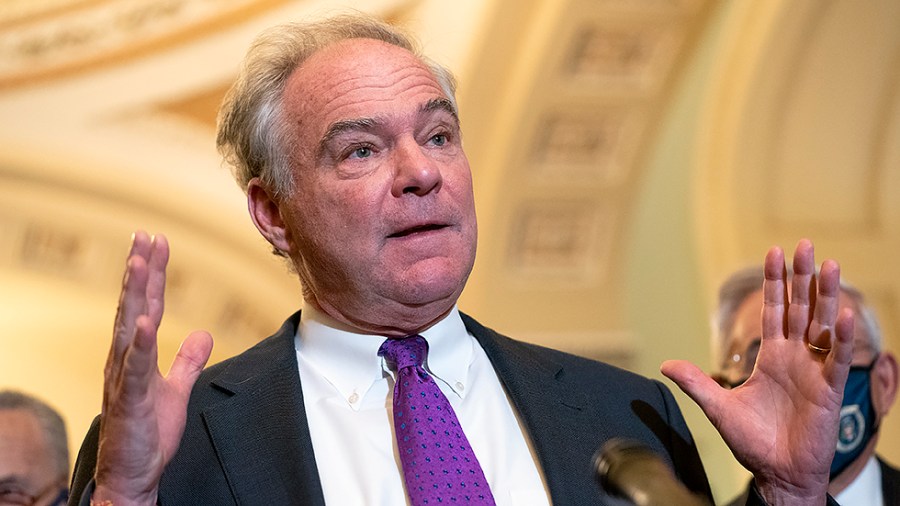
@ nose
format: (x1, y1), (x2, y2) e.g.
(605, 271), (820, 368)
(391, 138), (442, 197)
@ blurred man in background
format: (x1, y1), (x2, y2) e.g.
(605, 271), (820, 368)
(712, 266), (900, 505)
(0, 390), (68, 506)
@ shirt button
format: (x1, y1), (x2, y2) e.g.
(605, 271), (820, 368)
(455, 381), (465, 391)
(348, 392), (359, 404)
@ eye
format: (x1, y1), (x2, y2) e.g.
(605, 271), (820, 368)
(429, 133), (448, 146)
(348, 146), (372, 159)
(0, 488), (33, 506)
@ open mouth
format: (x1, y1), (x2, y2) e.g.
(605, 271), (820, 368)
(388, 223), (448, 238)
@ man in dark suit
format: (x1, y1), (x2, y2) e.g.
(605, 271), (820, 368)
(71, 14), (855, 506)
(713, 267), (900, 505)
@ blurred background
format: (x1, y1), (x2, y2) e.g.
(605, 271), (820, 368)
(1, 0), (898, 502)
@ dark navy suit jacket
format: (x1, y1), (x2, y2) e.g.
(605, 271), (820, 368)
(881, 457), (900, 505)
(71, 311), (714, 505)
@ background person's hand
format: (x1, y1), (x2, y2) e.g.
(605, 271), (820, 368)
(93, 232), (213, 505)
(662, 239), (854, 505)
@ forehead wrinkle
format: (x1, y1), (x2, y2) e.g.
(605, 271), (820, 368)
(317, 65), (439, 110)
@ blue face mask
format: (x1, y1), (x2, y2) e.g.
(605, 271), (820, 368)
(830, 356), (879, 478)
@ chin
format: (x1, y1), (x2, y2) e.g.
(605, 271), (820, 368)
(391, 269), (467, 307)
(399, 281), (461, 306)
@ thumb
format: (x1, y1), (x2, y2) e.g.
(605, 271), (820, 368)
(167, 331), (213, 393)
(660, 359), (725, 422)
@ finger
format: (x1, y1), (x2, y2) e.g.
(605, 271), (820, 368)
(762, 246), (788, 341)
(661, 360), (727, 425)
(128, 230), (153, 263)
(828, 307), (855, 387)
(109, 232), (153, 366)
(807, 260), (840, 352)
(787, 239), (815, 342)
(107, 254), (150, 389)
(166, 331), (214, 397)
(104, 231), (152, 419)
(145, 235), (169, 329)
(119, 314), (161, 403)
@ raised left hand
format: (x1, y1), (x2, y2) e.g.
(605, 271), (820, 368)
(662, 239), (854, 505)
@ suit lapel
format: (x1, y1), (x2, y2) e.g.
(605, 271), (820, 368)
(202, 312), (327, 506)
(462, 313), (612, 505)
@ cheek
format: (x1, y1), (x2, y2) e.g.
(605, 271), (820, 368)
(444, 165), (475, 205)
(306, 185), (385, 250)
(333, 186), (386, 228)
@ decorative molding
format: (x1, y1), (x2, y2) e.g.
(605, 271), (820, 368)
(566, 22), (685, 94)
(0, 174), (291, 346)
(506, 199), (616, 284)
(529, 108), (644, 186)
(0, 0), (290, 87)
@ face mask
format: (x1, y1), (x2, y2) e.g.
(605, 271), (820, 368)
(830, 356), (879, 478)
(51, 488), (69, 506)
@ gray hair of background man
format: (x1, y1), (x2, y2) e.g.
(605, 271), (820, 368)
(712, 265), (884, 369)
(216, 13), (459, 202)
(0, 390), (69, 479)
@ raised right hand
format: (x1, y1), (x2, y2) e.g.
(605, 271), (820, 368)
(93, 231), (213, 505)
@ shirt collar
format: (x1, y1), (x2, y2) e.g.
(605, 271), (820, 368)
(296, 305), (475, 408)
(834, 455), (882, 505)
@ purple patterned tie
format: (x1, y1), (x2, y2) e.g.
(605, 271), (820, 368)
(379, 335), (496, 505)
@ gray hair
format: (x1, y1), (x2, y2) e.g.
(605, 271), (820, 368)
(0, 390), (69, 479)
(713, 265), (883, 368)
(216, 13), (459, 200)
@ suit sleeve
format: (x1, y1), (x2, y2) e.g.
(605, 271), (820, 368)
(744, 481), (841, 506)
(68, 415), (101, 506)
(654, 379), (715, 501)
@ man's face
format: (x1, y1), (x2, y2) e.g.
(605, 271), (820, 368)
(0, 409), (65, 506)
(717, 288), (874, 387)
(270, 38), (477, 334)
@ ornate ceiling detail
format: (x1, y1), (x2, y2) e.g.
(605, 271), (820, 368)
(0, 0), (289, 87)
(0, 174), (295, 348)
(486, 0), (711, 281)
(507, 199), (616, 284)
(529, 109), (643, 186)
(565, 21), (685, 94)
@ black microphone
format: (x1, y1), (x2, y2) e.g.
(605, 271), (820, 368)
(594, 438), (711, 506)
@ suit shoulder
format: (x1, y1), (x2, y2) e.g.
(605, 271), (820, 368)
(188, 311), (301, 403)
(880, 455), (900, 480)
(461, 312), (667, 394)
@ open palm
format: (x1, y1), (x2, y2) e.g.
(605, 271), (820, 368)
(94, 232), (213, 505)
(663, 240), (853, 504)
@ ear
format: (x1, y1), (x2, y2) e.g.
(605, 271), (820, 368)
(872, 350), (899, 418)
(248, 178), (291, 254)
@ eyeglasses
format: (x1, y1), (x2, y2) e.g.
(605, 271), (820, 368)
(712, 338), (881, 390)
(0, 478), (67, 506)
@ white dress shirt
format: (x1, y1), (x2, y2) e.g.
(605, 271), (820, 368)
(296, 305), (552, 505)
(834, 455), (883, 506)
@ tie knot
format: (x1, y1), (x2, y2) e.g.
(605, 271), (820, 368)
(379, 335), (428, 371)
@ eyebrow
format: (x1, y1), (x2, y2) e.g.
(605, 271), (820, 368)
(421, 97), (458, 122)
(316, 97), (459, 159)
(0, 476), (25, 491)
(317, 117), (379, 158)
